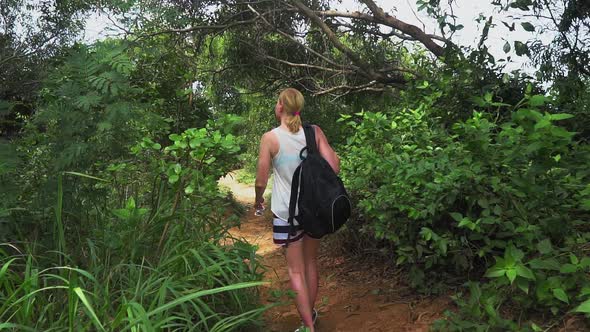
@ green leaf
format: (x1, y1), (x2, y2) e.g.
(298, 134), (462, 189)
(169, 134), (182, 141)
(580, 287), (590, 297)
(529, 258), (560, 270)
(485, 267), (506, 278)
(537, 239), (552, 254)
(574, 299), (590, 313)
(521, 22), (535, 32)
(552, 288), (569, 303)
(510, 0), (533, 10)
(516, 278), (529, 294)
(493, 205), (502, 215)
(184, 184), (194, 194)
(97, 121), (112, 132)
(168, 174), (179, 184)
(128, 281), (268, 326)
(174, 163), (182, 174)
(439, 239), (448, 255)
(516, 264), (534, 279)
(529, 94), (547, 107)
(450, 212), (463, 222)
(477, 198), (489, 209)
(458, 218), (471, 228)
(126, 197), (136, 209)
(560, 264), (577, 274)
(534, 119), (551, 130)
(514, 41), (529, 56)
(506, 268), (517, 284)
(570, 253), (579, 265)
(189, 138), (202, 148)
(420, 227), (432, 241)
(74, 287), (106, 331)
(550, 113), (573, 121)
(503, 41), (511, 53)
(112, 209), (130, 220)
(506, 245), (524, 263)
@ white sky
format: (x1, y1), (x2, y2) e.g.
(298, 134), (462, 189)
(84, 0), (553, 72)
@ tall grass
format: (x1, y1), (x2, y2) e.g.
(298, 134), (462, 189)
(0, 241), (272, 331)
(0, 168), (273, 331)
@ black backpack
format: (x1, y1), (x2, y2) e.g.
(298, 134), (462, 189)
(287, 124), (351, 240)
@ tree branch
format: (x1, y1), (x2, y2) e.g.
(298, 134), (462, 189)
(260, 54), (356, 74)
(315, 10), (448, 43)
(359, 0), (447, 57)
(290, 0), (405, 84)
(246, 4), (351, 70)
(313, 80), (394, 96)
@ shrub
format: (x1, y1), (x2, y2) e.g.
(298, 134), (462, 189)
(342, 91), (590, 328)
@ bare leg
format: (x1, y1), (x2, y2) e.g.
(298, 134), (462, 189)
(285, 240), (315, 331)
(303, 235), (320, 311)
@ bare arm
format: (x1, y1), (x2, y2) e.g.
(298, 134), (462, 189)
(254, 132), (274, 209)
(314, 125), (340, 174)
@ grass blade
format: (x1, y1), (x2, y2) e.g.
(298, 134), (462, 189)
(73, 287), (105, 332)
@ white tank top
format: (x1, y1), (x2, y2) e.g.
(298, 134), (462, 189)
(270, 126), (306, 221)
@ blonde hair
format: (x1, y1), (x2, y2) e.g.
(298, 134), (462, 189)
(279, 88), (304, 133)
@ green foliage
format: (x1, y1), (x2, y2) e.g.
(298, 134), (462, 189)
(1, 39), (271, 330)
(2, 116), (268, 330)
(32, 41), (166, 171)
(342, 89), (590, 328)
(0, 242), (269, 331)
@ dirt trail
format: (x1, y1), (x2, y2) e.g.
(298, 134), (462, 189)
(219, 173), (450, 332)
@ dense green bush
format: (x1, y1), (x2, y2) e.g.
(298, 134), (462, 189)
(0, 41), (271, 331)
(342, 88), (590, 329)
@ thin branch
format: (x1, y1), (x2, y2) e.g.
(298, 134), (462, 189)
(260, 54), (356, 74)
(360, 0), (447, 57)
(315, 10), (448, 43)
(290, 0), (384, 81)
(313, 80), (392, 96)
(148, 18), (259, 36)
(247, 4), (348, 70)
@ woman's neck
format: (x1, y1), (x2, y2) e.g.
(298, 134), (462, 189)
(279, 117), (291, 129)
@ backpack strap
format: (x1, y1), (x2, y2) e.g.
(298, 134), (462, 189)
(286, 165), (302, 246)
(302, 124), (318, 155)
(286, 124), (315, 247)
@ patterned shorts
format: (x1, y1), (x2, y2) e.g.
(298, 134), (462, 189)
(273, 216), (304, 246)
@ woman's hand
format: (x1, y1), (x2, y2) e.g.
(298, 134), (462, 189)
(254, 197), (265, 210)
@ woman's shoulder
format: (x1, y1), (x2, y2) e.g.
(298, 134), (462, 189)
(261, 129), (280, 152)
(310, 124), (327, 142)
(262, 128), (279, 141)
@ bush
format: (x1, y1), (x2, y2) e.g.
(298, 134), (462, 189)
(342, 91), (590, 328)
(0, 121), (270, 330)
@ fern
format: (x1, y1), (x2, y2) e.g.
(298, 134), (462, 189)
(110, 54), (133, 75)
(74, 93), (102, 111)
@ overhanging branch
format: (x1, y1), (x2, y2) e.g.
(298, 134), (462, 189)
(360, 0), (447, 57)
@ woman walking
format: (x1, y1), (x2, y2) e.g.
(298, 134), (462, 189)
(254, 88), (340, 332)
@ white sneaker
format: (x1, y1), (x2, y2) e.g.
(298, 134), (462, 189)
(298, 308), (318, 330)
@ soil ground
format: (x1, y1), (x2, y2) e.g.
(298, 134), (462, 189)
(219, 173), (450, 332)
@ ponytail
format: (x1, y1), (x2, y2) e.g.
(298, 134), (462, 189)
(279, 88), (304, 133)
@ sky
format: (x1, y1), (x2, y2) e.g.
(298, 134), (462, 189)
(83, 0), (552, 73)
